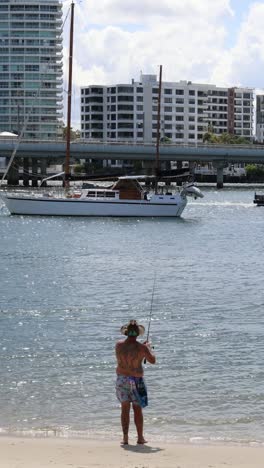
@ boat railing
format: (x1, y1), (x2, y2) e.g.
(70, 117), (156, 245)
(0, 186), (66, 198)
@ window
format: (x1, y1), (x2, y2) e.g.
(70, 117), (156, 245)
(118, 95), (133, 102)
(118, 105), (133, 111)
(176, 89), (184, 95)
(91, 87), (103, 94)
(106, 192), (116, 198)
(117, 86), (133, 93)
(164, 89), (172, 94)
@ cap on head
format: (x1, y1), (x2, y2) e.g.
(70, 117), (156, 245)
(120, 319), (145, 337)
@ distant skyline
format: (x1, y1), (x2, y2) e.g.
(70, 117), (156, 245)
(61, 0), (264, 127)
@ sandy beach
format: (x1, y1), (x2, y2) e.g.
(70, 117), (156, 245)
(0, 436), (263, 468)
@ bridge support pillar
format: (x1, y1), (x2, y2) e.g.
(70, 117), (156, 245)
(142, 160), (155, 176)
(189, 161), (196, 178)
(216, 166), (224, 189)
(177, 161), (182, 170)
(7, 162), (19, 186)
(213, 161), (226, 189)
(32, 158), (38, 187)
(23, 158), (29, 186)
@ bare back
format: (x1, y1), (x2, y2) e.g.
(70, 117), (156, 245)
(116, 339), (154, 377)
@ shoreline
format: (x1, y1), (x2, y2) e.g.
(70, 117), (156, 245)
(1, 435), (264, 468)
(0, 428), (263, 447)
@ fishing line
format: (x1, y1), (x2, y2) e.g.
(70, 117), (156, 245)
(144, 272), (156, 364)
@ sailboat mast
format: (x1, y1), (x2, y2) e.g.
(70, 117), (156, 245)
(155, 65), (162, 194)
(65, 1), (74, 189)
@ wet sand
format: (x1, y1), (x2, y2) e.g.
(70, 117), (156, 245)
(1, 436), (263, 468)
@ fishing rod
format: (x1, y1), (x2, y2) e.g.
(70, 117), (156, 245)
(144, 272), (156, 364)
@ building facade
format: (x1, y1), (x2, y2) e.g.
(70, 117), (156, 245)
(256, 95), (264, 143)
(80, 74), (254, 144)
(0, 0), (63, 139)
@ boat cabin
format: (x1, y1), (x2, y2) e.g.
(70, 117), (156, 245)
(80, 189), (118, 199)
(254, 192), (264, 206)
(111, 177), (144, 200)
(78, 177), (145, 201)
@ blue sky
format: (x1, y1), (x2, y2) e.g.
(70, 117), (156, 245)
(226, 0), (254, 46)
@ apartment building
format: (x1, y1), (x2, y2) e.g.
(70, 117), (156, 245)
(0, 0), (63, 139)
(256, 95), (264, 143)
(80, 74), (254, 144)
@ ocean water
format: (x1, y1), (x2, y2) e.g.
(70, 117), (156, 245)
(0, 187), (264, 445)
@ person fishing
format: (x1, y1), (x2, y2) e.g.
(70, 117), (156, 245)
(115, 319), (156, 445)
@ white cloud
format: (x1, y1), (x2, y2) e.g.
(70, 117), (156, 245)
(62, 0), (264, 126)
(211, 2), (264, 90)
(78, 0), (233, 25)
(63, 0), (232, 89)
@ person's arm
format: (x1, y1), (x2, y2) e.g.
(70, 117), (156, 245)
(143, 342), (156, 364)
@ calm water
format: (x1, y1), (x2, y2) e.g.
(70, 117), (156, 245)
(0, 187), (264, 445)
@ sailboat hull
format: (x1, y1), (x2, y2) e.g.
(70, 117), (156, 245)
(1, 194), (187, 217)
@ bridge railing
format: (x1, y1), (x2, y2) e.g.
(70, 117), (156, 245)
(1, 138), (264, 151)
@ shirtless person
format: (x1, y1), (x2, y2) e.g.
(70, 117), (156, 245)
(115, 319), (156, 445)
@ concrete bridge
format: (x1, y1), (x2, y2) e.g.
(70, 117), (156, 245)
(1, 139), (264, 187)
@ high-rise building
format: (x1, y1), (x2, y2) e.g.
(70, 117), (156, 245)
(256, 95), (264, 143)
(80, 74), (254, 144)
(0, 0), (63, 139)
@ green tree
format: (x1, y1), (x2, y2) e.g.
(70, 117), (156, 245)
(160, 136), (172, 144)
(203, 131), (250, 145)
(73, 163), (84, 174)
(203, 131), (220, 143)
(245, 164), (264, 182)
(59, 125), (81, 141)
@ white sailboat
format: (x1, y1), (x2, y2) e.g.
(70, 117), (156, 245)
(1, 177), (203, 217)
(0, 5), (203, 217)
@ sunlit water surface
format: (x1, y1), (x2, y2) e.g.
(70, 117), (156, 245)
(0, 187), (264, 444)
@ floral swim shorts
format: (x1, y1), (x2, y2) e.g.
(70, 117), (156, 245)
(116, 375), (148, 408)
